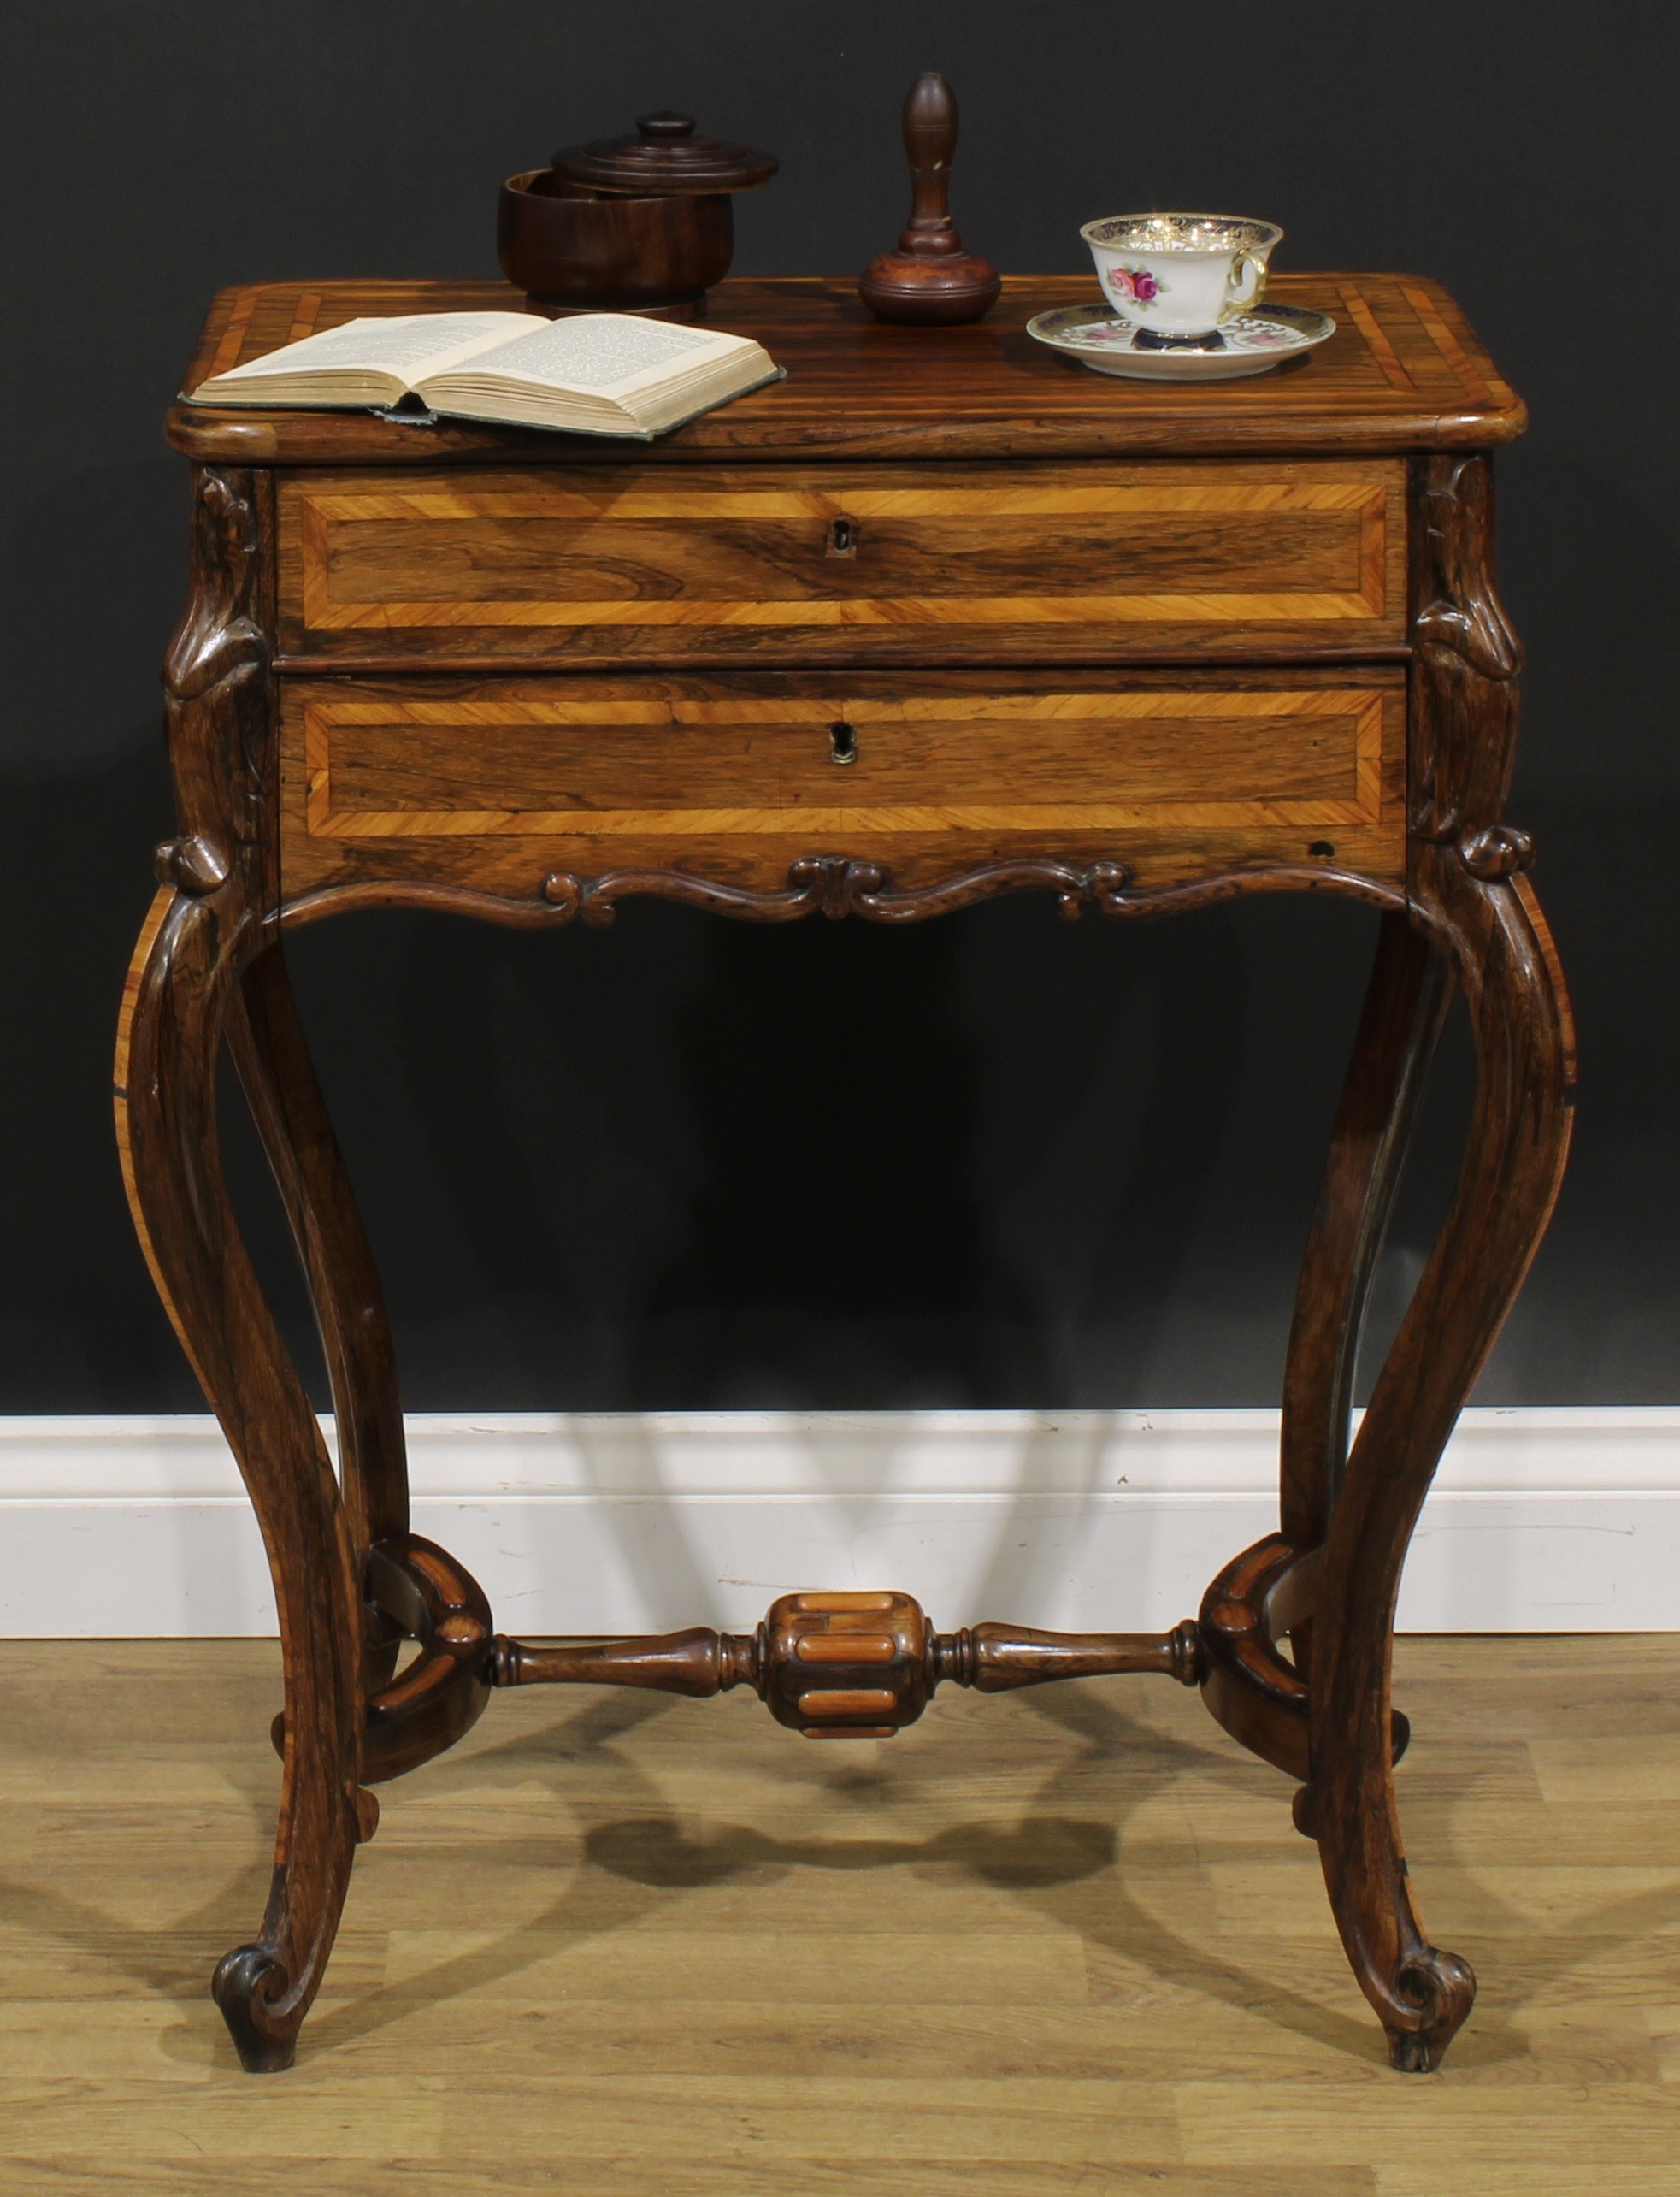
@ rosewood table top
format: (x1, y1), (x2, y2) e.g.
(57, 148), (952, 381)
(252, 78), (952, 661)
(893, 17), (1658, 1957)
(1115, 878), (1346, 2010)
(169, 273), (1525, 468)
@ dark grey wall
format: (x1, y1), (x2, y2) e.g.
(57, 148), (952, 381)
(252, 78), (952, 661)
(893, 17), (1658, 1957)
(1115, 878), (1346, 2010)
(3, 3), (1675, 1411)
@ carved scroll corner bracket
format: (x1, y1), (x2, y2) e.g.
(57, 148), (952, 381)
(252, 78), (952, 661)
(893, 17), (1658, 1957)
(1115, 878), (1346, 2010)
(1456, 824), (1535, 880)
(1417, 453), (1523, 686)
(163, 467), (269, 705)
(1413, 597), (1522, 686)
(1409, 803), (1536, 883)
(154, 833), (232, 895)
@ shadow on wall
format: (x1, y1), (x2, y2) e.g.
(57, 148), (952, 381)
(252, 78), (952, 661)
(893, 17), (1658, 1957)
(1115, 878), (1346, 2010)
(623, 907), (1252, 1406)
(551, 1409), (1179, 1635)
(295, 889), (1272, 1410)
(0, 464), (187, 778)
(6, 624), (1677, 1419)
(0, 458), (188, 1399)
(0, 748), (175, 1403)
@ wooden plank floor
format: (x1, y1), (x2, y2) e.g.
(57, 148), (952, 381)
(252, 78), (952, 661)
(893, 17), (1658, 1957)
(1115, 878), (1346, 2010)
(1, 1636), (1677, 2194)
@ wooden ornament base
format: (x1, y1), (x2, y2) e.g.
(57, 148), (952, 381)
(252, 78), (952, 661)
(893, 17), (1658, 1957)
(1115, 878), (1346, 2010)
(857, 251), (1002, 327)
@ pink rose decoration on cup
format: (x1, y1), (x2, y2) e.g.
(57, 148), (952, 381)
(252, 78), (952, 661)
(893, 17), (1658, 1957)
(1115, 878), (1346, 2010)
(1106, 267), (1162, 305)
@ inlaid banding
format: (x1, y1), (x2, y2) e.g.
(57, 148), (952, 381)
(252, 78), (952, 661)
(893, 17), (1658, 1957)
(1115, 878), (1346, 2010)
(795, 1634), (898, 1663)
(368, 1651), (454, 1716)
(406, 1544), (472, 1607)
(279, 458), (1405, 666)
(294, 686), (1392, 850)
(796, 1688), (900, 1718)
(1207, 1598), (1259, 1636)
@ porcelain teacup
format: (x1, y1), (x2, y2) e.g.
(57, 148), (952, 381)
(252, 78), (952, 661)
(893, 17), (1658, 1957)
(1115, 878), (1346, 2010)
(1081, 213), (1282, 342)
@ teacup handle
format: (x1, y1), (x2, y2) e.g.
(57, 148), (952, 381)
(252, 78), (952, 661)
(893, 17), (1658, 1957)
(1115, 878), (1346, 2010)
(1226, 251), (1267, 312)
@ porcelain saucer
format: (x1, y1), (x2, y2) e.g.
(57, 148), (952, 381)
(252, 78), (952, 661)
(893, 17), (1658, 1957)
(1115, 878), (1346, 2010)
(1027, 301), (1335, 381)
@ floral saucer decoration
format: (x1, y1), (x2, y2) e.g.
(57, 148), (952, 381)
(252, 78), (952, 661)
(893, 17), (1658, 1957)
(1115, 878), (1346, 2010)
(1025, 301), (1336, 382)
(1074, 316), (1300, 351)
(1104, 266), (1165, 305)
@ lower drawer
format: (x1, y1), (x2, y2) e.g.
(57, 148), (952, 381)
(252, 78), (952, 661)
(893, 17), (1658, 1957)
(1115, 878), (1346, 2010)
(278, 669), (1406, 906)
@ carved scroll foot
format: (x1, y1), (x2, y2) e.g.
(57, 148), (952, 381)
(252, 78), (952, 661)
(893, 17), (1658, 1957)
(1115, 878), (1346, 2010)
(1388, 1949), (1477, 2072)
(1297, 1751), (1477, 2072)
(212, 1945), (298, 2075)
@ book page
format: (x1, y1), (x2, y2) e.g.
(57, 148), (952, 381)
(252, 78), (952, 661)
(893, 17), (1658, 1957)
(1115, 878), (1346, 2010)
(203, 313), (543, 392)
(428, 313), (751, 399)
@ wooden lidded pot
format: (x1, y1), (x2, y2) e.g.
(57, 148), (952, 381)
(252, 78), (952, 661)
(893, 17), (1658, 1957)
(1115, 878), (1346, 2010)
(498, 111), (777, 319)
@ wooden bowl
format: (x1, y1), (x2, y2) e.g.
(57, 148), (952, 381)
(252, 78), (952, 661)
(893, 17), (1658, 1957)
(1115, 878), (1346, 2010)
(497, 170), (735, 316)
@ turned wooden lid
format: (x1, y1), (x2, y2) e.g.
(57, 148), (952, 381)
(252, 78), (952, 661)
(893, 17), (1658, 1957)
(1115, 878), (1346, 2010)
(551, 111), (778, 197)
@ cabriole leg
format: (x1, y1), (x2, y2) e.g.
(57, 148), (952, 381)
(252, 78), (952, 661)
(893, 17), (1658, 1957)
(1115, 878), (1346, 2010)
(226, 942), (410, 1693)
(1297, 876), (1573, 2070)
(115, 889), (371, 2071)
(1280, 912), (1455, 1651)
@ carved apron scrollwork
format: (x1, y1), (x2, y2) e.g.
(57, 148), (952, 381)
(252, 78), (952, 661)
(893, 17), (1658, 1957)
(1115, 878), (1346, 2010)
(283, 855), (1412, 936)
(540, 854), (1135, 927)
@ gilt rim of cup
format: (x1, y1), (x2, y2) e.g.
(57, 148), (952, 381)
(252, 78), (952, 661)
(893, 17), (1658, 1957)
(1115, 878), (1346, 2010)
(1081, 213), (1283, 254)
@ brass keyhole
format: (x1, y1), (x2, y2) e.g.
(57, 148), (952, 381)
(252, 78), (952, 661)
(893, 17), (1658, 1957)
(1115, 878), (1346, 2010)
(829, 720), (858, 765)
(827, 517), (858, 557)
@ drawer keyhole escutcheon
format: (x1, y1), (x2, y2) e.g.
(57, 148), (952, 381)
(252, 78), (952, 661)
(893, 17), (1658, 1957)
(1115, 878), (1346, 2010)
(827, 516), (858, 557)
(829, 720), (858, 765)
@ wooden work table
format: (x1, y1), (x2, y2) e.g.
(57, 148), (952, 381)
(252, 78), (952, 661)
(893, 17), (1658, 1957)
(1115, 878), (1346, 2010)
(118, 275), (1571, 2076)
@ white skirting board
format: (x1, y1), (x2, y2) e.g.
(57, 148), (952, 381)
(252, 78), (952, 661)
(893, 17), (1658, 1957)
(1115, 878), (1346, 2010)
(1, 1408), (1677, 1637)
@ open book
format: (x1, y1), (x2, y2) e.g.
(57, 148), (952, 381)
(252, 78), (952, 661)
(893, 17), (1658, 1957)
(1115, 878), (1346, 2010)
(186, 310), (782, 439)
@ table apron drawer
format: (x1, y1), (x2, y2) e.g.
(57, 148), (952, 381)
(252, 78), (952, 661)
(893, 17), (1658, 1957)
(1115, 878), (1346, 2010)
(279, 670), (1406, 907)
(277, 460), (1407, 668)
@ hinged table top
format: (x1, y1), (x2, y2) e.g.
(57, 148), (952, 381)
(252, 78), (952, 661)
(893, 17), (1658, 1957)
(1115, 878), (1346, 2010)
(169, 274), (1523, 468)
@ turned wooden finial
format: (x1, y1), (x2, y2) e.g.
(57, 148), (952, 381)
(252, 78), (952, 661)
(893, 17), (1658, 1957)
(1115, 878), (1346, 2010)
(858, 72), (1000, 325)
